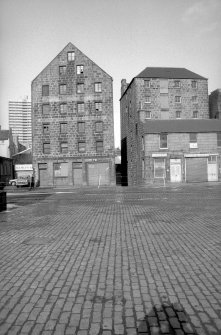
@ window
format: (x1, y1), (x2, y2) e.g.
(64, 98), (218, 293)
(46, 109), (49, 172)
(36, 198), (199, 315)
(67, 51), (75, 61)
(60, 142), (68, 153)
(174, 80), (180, 88)
(154, 159), (165, 178)
(176, 111), (181, 119)
(77, 83), (84, 93)
(54, 163), (68, 177)
(42, 104), (50, 115)
(59, 84), (67, 95)
(77, 65), (84, 74)
(77, 103), (85, 114)
(193, 111), (198, 118)
(60, 123), (67, 133)
(95, 122), (103, 132)
(189, 133), (197, 143)
(43, 123), (50, 133)
(78, 122), (85, 133)
(59, 66), (66, 75)
(175, 96), (181, 103)
(42, 85), (49, 96)
(189, 133), (197, 148)
(96, 141), (103, 153)
(95, 82), (102, 92)
(145, 111), (151, 119)
(217, 132), (221, 147)
(78, 141), (86, 153)
(95, 102), (102, 113)
(160, 133), (167, 149)
(145, 96), (151, 104)
(43, 143), (50, 154)
(192, 81), (197, 89)
(60, 103), (67, 114)
(144, 80), (150, 88)
(192, 96), (198, 103)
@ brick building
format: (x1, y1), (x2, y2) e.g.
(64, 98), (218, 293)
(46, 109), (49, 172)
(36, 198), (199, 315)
(32, 43), (115, 187)
(209, 89), (221, 119)
(120, 67), (221, 185)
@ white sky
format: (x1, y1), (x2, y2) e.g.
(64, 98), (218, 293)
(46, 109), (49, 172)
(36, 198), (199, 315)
(0, 0), (221, 148)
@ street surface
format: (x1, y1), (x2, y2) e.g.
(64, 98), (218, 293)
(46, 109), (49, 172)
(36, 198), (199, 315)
(0, 184), (221, 334)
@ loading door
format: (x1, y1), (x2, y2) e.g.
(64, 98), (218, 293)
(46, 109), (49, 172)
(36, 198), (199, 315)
(87, 162), (110, 186)
(186, 158), (207, 182)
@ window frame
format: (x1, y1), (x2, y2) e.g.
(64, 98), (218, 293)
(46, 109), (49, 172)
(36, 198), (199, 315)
(77, 65), (84, 74)
(193, 111), (198, 119)
(77, 102), (85, 114)
(43, 142), (50, 154)
(191, 80), (197, 89)
(145, 111), (151, 119)
(77, 122), (85, 133)
(67, 51), (75, 61)
(77, 83), (84, 94)
(95, 101), (102, 113)
(43, 123), (50, 134)
(175, 96), (181, 103)
(60, 142), (68, 154)
(96, 140), (104, 153)
(144, 80), (150, 88)
(42, 104), (50, 115)
(59, 84), (67, 95)
(78, 141), (86, 153)
(176, 111), (181, 119)
(42, 85), (49, 96)
(60, 103), (67, 114)
(174, 80), (181, 88)
(189, 133), (197, 143)
(159, 133), (168, 149)
(95, 82), (102, 93)
(154, 158), (166, 178)
(60, 122), (68, 134)
(59, 66), (66, 75)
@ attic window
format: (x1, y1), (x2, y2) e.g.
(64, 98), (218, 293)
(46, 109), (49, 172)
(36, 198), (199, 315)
(67, 52), (75, 61)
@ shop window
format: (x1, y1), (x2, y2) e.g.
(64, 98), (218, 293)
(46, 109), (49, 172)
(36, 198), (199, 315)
(54, 162), (68, 177)
(154, 158), (165, 178)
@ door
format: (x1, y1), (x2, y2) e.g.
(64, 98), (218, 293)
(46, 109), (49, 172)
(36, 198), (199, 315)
(87, 163), (110, 186)
(170, 159), (182, 182)
(39, 169), (48, 187)
(186, 158), (207, 182)
(73, 168), (83, 186)
(208, 156), (218, 181)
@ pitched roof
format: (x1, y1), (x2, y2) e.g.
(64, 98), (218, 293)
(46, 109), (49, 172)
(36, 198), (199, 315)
(143, 119), (221, 134)
(136, 67), (207, 80)
(0, 130), (9, 141)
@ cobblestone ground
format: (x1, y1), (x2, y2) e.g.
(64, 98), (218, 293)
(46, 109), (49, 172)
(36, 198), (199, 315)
(0, 184), (221, 335)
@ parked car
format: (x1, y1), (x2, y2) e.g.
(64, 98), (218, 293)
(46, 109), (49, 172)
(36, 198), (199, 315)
(9, 178), (29, 187)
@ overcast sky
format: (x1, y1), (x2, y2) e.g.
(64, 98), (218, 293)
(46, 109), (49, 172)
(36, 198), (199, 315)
(0, 0), (221, 147)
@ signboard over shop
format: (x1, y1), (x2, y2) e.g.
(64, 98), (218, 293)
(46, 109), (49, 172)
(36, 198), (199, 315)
(15, 164), (33, 171)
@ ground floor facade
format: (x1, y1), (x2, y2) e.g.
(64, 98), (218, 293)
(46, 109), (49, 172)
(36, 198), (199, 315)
(34, 156), (116, 187)
(143, 152), (221, 184)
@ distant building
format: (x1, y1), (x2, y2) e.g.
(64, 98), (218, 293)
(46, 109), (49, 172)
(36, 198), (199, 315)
(209, 89), (221, 119)
(9, 97), (32, 148)
(0, 126), (14, 185)
(32, 42), (115, 187)
(120, 67), (221, 184)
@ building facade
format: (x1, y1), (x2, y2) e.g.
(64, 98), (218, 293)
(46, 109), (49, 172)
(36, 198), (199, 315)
(32, 43), (115, 187)
(209, 89), (221, 119)
(9, 97), (32, 148)
(120, 67), (221, 185)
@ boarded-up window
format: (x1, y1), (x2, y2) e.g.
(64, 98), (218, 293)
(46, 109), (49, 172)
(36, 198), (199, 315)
(160, 79), (168, 93)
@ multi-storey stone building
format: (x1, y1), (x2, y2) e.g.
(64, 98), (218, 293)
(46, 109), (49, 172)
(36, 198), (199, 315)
(209, 89), (221, 119)
(120, 67), (221, 185)
(32, 43), (115, 187)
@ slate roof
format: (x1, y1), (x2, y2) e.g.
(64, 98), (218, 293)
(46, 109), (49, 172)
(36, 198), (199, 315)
(143, 119), (221, 134)
(136, 67), (207, 80)
(0, 130), (9, 141)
